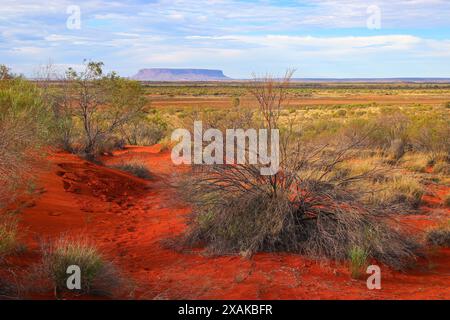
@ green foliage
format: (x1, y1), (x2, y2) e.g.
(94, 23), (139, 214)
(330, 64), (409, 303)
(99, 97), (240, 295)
(368, 176), (424, 210)
(122, 111), (168, 146)
(349, 246), (369, 279)
(0, 78), (51, 208)
(51, 61), (148, 158)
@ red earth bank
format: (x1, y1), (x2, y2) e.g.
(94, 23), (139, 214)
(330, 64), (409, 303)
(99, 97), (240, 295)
(2, 146), (449, 299)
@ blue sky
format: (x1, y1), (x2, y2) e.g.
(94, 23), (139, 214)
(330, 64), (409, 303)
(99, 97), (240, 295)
(1, 0), (450, 78)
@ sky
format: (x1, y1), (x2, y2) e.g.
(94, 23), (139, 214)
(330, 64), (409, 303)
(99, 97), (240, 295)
(1, 0), (450, 79)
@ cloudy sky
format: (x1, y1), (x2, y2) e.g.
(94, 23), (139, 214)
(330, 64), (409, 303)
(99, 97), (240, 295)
(1, 0), (450, 78)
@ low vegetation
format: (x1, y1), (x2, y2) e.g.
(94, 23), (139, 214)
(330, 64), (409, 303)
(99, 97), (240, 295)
(47, 61), (154, 159)
(109, 160), (153, 180)
(0, 76), (51, 209)
(444, 193), (450, 207)
(0, 217), (18, 258)
(426, 222), (450, 247)
(37, 236), (123, 297)
(1, 62), (449, 289)
(349, 246), (369, 279)
(176, 74), (424, 271)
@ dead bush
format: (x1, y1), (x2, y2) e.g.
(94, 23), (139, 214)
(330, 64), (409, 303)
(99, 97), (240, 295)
(174, 72), (422, 271)
(177, 146), (421, 270)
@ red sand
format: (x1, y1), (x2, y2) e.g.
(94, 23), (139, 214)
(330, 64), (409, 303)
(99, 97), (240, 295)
(4, 146), (450, 300)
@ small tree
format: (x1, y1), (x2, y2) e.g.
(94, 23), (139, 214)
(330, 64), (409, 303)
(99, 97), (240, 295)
(53, 61), (148, 158)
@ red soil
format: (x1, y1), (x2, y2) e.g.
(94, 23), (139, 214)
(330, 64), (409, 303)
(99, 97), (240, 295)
(2, 146), (449, 300)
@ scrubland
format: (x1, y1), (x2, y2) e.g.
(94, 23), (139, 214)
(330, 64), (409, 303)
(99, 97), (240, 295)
(0, 63), (449, 299)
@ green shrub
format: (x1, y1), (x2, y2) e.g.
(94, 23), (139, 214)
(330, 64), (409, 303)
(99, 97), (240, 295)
(349, 246), (369, 279)
(122, 112), (168, 146)
(50, 61), (148, 159)
(0, 78), (50, 208)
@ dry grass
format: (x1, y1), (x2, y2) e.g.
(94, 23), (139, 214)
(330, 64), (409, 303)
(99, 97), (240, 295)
(36, 236), (124, 297)
(173, 75), (424, 271)
(434, 161), (450, 175)
(444, 193), (450, 207)
(0, 217), (18, 258)
(400, 153), (429, 173)
(426, 221), (450, 247)
(0, 79), (49, 209)
(367, 175), (424, 210)
(109, 159), (152, 180)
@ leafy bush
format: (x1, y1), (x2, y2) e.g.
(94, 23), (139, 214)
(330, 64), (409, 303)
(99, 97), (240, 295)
(0, 78), (50, 208)
(122, 112), (168, 146)
(50, 61), (148, 159)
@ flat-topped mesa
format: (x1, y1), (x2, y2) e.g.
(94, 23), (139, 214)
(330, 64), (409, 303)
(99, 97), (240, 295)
(131, 68), (231, 81)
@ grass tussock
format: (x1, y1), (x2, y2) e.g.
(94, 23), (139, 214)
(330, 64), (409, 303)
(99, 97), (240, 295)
(444, 193), (450, 207)
(109, 160), (152, 180)
(434, 161), (450, 175)
(401, 153), (429, 173)
(368, 176), (424, 210)
(0, 217), (18, 258)
(426, 222), (450, 247)
(37, 236), (123, 297)
(349, 246), (369, 279)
